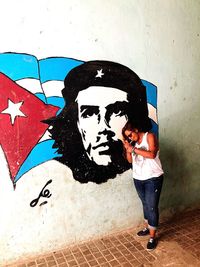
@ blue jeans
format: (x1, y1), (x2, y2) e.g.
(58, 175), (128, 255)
(134, 175), (163, 229)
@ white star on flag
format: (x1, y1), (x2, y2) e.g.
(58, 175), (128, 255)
(1, 99), (26, 125)
(95, 69), (104, 78)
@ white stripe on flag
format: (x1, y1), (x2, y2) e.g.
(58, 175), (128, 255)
(38, 129), (52, 143)
(147, 103), (158, 124)
(16, 78), (43, 94)
(42, 81), (64, 97)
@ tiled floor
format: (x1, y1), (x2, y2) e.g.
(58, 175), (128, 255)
(6, 208), (200, 267)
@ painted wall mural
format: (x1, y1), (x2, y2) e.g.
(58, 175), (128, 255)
(0, 52), (158, 187)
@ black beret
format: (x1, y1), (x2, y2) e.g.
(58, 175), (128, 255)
(62, 60), (145, 103)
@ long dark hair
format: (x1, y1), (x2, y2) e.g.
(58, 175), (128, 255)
(122, 120), (152, 142)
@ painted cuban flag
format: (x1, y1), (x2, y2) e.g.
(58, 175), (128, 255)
(142, 80), (158, 135)
(0, 52), (157, 186)
(0, 53), (83, 185)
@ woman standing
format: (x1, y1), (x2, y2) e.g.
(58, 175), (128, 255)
(122, 121), (164, 250)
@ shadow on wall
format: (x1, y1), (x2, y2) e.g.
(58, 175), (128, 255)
(159, 114), (200, 218)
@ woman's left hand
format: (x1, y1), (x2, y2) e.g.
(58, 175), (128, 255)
(123, 140), (133, 153)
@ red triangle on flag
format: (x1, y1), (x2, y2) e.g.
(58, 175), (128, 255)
(0, 73), (59, 182)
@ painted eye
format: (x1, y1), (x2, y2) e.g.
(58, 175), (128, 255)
(112, 108), (125, 116)
(106, 101), (128, 118)
(82, 110), (96, 118)
(80, 106), (99, 118)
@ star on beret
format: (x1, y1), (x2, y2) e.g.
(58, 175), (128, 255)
(95, 69), (104, 78)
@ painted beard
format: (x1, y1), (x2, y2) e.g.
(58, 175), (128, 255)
(47, 104), (131, 184)
(57, 138), (130, 184)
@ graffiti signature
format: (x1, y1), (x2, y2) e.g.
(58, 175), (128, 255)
(30, 179), (52, 207)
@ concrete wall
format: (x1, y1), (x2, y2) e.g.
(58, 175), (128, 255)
(0, 0), (200, 264)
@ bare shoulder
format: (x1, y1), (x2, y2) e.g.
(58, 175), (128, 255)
(147, 132), (158, 146)
(147, 132), (156, 140)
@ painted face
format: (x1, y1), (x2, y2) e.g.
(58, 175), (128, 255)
(76, 86), (129, 166)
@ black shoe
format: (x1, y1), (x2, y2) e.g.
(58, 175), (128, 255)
(147, 238), (157, 250)
(137, 228), (150, 236)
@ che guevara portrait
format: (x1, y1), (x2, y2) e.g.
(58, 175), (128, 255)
(47, 60), (151, 184)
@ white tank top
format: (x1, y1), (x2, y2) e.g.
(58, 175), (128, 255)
(132, 132), (164, 180)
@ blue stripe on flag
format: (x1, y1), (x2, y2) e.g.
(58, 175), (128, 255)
(142, 80), (157, 108)
(35, 93), (47, 103)
(150, 120), (158, 137)
(46, 96), (65, 110)
(0, 52), (39, 80)
(39, 57), (84, 83)
(14, 140), (62, 183)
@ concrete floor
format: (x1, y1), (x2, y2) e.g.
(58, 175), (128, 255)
(6, 208), (200, 267)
